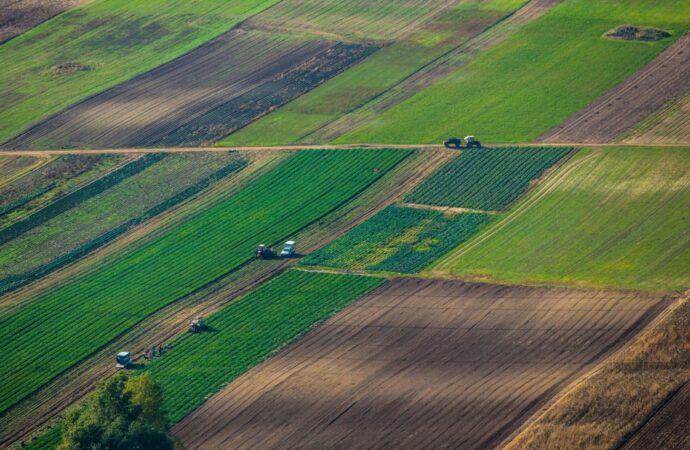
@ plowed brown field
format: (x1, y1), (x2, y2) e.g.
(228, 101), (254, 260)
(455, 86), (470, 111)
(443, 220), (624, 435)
(539, 32), (690, 144)
(0, 0), (89, 44)
(173, 278), (671, 450)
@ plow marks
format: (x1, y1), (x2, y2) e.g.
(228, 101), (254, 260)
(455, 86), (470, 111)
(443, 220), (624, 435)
(5, 30), (375, 149)
(174, 278), (671, 449)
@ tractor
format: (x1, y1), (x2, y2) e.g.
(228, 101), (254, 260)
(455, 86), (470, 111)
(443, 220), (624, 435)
(189, 317), (205, 333)
(464, 135), (482, 148)
(116, 351), (133, 368)
(255, 244), (277, 259)
(443, 136), (482, 149)
(280, 241), (297, 257)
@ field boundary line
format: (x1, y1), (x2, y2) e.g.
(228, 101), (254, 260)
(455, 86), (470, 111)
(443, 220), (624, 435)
(398, 202), (498, 215)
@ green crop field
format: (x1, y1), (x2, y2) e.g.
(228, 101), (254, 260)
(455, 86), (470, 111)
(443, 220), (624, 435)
(336, 0), (690, 144)
(407, 147), (571, 210)
(147, 270), (384, 423)
(302, 205), (490, 273)
(0, 0), (281, 144)
(432, 147), (690, 292)
(0, 149), (409, 414)
(219, 0), (529, 146)
(0, 153), (246, 295)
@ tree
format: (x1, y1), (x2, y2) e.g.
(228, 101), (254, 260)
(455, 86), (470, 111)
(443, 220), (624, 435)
(58, 373), (173, 450)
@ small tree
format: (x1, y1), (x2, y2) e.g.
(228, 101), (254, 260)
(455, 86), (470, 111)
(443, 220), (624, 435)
(58, 373), (173, 450)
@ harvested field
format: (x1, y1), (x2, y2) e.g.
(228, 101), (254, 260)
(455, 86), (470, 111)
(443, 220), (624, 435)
(540, 32), (690, 144)
(173, 278), (671, 450)
(5, 30), (372, 149)
(623, 381), (690, 450)
(623, 87), (690, 145)
(0, 0), (89, 44)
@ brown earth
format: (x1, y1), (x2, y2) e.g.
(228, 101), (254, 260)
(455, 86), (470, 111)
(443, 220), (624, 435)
(0, 0), (89, 44)
(1, 149), (449, 448)
(173, 278), (672, 450)
(623, 381), (690, 450)
(539, 32), (690, 144)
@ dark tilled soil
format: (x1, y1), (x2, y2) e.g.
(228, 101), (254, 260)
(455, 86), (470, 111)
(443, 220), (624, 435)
(0, 0), (88, 44)
(174, 278), (671, 450)
(539, 32), (690, 143)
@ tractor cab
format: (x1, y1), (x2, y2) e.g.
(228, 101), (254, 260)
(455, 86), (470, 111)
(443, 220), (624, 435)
(255, 244), (276, 259)
(280, 241), (296, 257)
(189, 317), (204, 333)
(443, 137), (462, 149)
(116, 351), (132, 368)
(464, 135), (482, 148)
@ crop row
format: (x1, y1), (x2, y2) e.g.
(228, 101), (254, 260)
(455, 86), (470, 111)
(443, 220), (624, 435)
(0, 149), (410, 414)
(0, 154), (125, 230)
(0, 155), (248, 296)
(0, 154), (164, 246)
(147, 270), (384, 423)
(301, 205), (490, 273)
(406, 147), (572, 210)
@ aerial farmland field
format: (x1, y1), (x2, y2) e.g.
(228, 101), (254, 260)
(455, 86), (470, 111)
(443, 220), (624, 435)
(1, 0), (689, 448)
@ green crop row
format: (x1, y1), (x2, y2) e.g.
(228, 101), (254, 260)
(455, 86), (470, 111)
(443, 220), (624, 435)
(301, 205), (490, 273)
(407, 147), (571, 210)
(0, 149), (410, 414)
(0, 156), (248, 296)
(0, 154), (165, 246)
(147, 270), (384, 423)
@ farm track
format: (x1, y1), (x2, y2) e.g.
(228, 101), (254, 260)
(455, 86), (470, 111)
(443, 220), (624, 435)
(0, 149), (448, 448)
(622, 381), (690, 449)
(303, 0), (563, 143)
(539, 32), (690, 144)
(173, 278), (672, 449)
(0, 0), (90, 44)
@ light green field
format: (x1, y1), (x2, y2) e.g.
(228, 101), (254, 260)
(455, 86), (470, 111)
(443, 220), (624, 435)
(337, 0), (690, 144)
(219, 0), (528, 146)
(0, 0), (280, 144)
(431, 147), (690, 292)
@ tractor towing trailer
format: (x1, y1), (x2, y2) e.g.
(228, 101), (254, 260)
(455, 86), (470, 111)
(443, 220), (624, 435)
(444, 135), (482, 149)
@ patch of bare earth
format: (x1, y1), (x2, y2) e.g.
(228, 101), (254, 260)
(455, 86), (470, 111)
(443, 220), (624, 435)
(0, 0), (89, 44)
(539, 32), (690, 144)
(173, 278), (671, 450)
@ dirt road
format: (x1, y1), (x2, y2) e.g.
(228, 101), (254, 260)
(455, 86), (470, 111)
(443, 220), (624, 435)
(174, 278), (671, 450)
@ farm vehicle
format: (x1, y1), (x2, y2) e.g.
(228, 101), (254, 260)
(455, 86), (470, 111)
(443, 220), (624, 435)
(255, 241), (297, 259)
(189, 317), (205, 333)
(116, 351), (133, 368)
(444, 136), (482, 149)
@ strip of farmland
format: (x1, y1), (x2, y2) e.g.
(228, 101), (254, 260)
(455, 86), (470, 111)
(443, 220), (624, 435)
(539, 32), (690, 144)
(173, 277), (671, 449)
(622, 87), (690, 145)
(0, 149), (409, 417)
(0, 155), (46, 188)
(0, 152), (247, 296)
(0, 0), (90, 44)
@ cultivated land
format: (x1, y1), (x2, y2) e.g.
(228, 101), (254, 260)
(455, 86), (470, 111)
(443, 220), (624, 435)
(433, 147), (690, 292)
(0, 149), (409, 415)
(336, 0), (690, 144)
(623, 87), (690, 145)
(0, 152), (246, 294)
(173, 278), (672, 449)
(0, 0), (90, 43)
(0, 0), (281, 144)
(539, 32), (690, 144)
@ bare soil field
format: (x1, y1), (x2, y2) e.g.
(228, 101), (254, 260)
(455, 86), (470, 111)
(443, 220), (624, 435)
(623, 381), (690, 449)
(539, 32), (690, 144)
(173, 278), (671, 450)
(0, 0), (89, 44)
(4, 29), (373, 149)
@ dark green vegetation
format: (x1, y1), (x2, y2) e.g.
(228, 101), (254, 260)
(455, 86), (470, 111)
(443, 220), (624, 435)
(0, 0), (281, 144)
(59, 373), (172, 450)
(407, 147), (571, 210)
(0, 154), (126, 230)
(302, 206), (490, 273)
(0, 149), (409, 414)
(337, 0), (690, 143)
(433, 147), (690, 292)
(0, 153), (247, 295)
(147, 270), (384, 422)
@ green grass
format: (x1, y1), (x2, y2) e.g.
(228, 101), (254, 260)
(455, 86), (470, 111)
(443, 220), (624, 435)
(302, 205), (490, 273)
(0, 149), (410, 414)
(0, 153), (247, 294)
(147, 270), (384, 423)
(219, 0), (528, 146)
(406, 147), (572, 210)
(0, 0), (280, 144)
(337, 0), (690, 144)
(432, 147), (690, 292)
